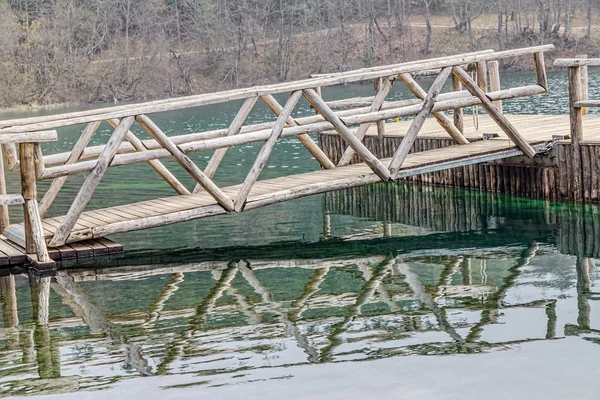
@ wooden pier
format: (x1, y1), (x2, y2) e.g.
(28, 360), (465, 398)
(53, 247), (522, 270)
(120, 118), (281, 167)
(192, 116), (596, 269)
(0, 44), (596, 269)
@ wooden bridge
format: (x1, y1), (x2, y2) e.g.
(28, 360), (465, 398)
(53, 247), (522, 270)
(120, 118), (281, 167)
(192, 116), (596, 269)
(0, 44), (596, 269)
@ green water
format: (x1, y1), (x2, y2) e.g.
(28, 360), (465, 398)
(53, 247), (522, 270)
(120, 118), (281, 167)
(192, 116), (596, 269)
(0, 71), (599, 399)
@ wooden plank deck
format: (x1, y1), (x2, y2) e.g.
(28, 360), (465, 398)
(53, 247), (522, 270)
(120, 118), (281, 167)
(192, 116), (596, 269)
(4, 114), (592, 247)
(0, 235), (123, 266)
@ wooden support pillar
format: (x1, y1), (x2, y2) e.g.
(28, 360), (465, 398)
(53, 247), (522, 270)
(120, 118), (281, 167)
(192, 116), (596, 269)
(0, 150), (9, 233)
(568, 66), (584, 202)
(20, 142), (54, 269)
(487, 60), (503, 114)
(576, 55), (589, 115)
(534, 51), (548, 90)
(476, 61), (488, 92)
(452, 74), (464, 133)
(374, 78), (386, 138)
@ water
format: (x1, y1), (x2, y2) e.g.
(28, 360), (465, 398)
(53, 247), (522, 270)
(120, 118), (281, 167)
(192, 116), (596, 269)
(0, 71), (600, 398)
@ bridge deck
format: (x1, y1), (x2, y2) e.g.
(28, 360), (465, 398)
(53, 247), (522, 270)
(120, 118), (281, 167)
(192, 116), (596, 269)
(5, 114), (595, 247)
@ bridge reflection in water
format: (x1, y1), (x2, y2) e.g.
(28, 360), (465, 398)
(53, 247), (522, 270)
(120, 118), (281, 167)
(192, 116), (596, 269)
(0, 185), (599, 396)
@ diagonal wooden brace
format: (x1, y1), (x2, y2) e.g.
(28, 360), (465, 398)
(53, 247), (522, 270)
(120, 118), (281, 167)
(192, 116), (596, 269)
(49, 116), (135, 247)
(234, 91), (303, 212)
(337, 77), (394, 166)
(451, 66), (537, 158)
(136, 115), (234, 212)
(39, 121), (101, 218)
(108, 118), (190, 195)
(398, 73), (469, 145)
(194, 96), (259, 193)
(261, 94), (336, 170)
(302, 89), (391, 181)
(389, 67), (453, 177)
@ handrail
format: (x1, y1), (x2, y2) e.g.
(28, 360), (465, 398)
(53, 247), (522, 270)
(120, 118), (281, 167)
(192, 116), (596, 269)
(0, 45), (553, 134)
(0, 45), (553, 249)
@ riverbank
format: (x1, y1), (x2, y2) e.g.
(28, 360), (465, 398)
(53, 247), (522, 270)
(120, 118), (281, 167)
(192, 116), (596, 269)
(0, 12), (597, 110)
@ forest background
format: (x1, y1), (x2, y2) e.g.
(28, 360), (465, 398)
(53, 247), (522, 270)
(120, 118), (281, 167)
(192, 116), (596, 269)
(0, 0), (597, 108)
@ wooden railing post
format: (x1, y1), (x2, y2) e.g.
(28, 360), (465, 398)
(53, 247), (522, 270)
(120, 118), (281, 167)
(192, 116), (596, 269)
(576, 55), (589, 115)
(20, 142), (54, 269)
(374, 78), (386, 138)
(487, 60), (503, 114)
(568, 65), (584, 202)
(451, 74), (464, 133)
(0, 150), (9, 233)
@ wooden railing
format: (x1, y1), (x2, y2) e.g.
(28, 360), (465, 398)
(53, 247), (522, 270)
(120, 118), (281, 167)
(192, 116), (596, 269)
(554, 56), (600, 202)
(0, 45), (553, 252)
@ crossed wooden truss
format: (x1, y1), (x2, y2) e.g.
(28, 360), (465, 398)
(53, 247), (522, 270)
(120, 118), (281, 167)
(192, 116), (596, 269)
(0, 45), (552, 264)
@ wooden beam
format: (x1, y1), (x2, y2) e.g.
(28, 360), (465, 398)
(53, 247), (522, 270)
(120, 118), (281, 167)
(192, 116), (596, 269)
(135, 115), (234, 212)
(0, 194), (24, 205)
(568, 66), (584, 202)
(108, 119), (190, 195)
(575, 100), (600, 108)
(20, 142), (36, 253)
(476, 61), (488, 92)
(26, 200), (51, 263)
(374, 78), (386, 138)
(398, 73), (469, 145)
(338, 77), (394, 166)
(553, 58), (600, 67)
(261, 94), (336, 170)
(234, 91), (303, 212)
(534, 52), (548, 91)
(0, 46), (554, 134)
(0, 151), (8, 233)
(0, 131), (57, 144)
(451, 66), (537, 158)
(487, 60), (503, 113)
(389, 67), (453, 176)
(39, 122), (100, 218)
(48, 117), (135, 247)
(196, 97), (258, 191)
(38, 84), (547, 180)
(3, 144), (17, 171)
(303, 89), (391, 181)
(452, 74), (464, 133)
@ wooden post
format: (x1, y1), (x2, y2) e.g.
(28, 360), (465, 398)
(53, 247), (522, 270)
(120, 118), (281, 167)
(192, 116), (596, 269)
(389, 67), (452, 176)
(20, 142), (54, 268)
(576, 55), (589, 115)
(476, 61), (488, 92)
(374, 78), (386, 138)
(568, 66), (584, 202)
(487, 60), (503, 114)
(20, 142), (36, 254)
(0, 150), (9, 233)
(452, 74), (464, 133)
(534, 52), (548, 90)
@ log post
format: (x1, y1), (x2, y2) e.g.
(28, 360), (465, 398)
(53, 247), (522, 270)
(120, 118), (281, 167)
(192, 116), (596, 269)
(452, 74), (464, 133)
(20, 142), (54, 269)
(534, 52), (548, 91)
(487, 60), (503, 114)
(576, 55), (589, 115)
(568, 65), (584, 202)
(0, 150), (9, 233)
(476, 61), (488, 92)
(374, 78), (386, 138)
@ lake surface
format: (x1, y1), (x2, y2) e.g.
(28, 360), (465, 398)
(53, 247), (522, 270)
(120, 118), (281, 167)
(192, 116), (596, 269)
(1, 71), (600, 399)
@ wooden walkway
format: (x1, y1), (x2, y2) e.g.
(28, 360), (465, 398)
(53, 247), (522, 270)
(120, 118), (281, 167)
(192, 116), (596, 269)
(3, 114), (568, 247)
